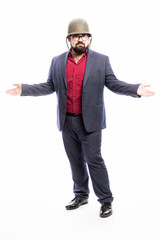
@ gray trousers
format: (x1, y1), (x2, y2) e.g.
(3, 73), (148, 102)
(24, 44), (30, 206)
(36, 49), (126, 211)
(62, 114), (113, 203)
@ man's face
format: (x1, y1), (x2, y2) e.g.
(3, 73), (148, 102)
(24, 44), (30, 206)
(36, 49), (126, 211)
(68, 34), (90, 54)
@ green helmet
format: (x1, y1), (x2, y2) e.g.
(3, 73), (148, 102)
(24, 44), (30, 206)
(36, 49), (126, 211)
(67, 18), (91, 37)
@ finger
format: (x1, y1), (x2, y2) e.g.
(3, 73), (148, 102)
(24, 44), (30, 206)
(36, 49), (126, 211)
(6, 89), (18, 95)
(143, 85), (151, 88)
(148, 91), (155, 96)
(6, 89), (13, 94)
(13, 84), (20, 87)
(6, 89), (15, 93)
(144, 91), (155, 96)
(146, 88), (155, 94)
(6, 91), (14, 95)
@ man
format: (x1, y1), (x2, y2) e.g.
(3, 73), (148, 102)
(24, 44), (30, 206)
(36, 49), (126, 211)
(6, 18), (155, 218)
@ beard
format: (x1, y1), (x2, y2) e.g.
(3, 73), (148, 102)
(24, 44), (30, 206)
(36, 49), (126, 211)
(71, 42), (88, 54)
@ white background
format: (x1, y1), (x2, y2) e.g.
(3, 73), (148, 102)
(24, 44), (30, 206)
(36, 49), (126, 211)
(0, 0), (160, 239)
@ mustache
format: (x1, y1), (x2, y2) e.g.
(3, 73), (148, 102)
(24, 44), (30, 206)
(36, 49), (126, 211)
(76, 42), (85, 46)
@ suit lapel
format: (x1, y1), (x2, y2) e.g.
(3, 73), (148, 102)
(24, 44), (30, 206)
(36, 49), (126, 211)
(83, 50), (94, 88)
(61, 52), (68, 88)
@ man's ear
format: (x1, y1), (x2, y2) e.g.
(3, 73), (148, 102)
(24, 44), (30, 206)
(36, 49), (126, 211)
(67, 36), (71, 42)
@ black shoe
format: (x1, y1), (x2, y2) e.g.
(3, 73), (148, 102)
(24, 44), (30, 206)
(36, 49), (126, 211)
(65, 197), (88, 210)
(100, 202), (113, 218)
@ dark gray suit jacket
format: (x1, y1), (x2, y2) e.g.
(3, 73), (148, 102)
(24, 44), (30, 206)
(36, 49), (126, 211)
(21, 49), (140, 132)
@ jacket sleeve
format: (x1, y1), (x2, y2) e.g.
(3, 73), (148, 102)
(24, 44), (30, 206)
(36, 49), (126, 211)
(105, 56), (141, 98)
(21, 60), (55, 96)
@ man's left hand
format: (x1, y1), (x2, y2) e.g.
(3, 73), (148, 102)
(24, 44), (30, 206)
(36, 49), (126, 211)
(137, 84), (155, 97)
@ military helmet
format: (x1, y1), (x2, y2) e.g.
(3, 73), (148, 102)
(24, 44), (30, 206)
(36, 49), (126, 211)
(67, 18), (91, 37)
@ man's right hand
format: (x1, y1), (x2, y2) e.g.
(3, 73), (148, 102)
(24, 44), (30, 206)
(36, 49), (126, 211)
(6, 84), (22, 96)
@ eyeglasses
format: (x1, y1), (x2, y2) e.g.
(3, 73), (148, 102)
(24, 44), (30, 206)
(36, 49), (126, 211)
(71, 34), (89, 41)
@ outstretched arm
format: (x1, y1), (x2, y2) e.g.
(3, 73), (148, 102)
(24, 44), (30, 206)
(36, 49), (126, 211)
(6, 82), (55, 96)
(105, 57), (155, 98)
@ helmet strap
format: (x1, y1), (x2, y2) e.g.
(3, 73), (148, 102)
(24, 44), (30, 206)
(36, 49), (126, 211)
(66, 37), (70, 50)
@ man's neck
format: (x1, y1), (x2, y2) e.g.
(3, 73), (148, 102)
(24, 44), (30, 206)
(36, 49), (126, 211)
(71, 49), (84, 63)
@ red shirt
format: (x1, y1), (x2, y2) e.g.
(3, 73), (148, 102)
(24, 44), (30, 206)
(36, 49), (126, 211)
(66, 50), (87, 114)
